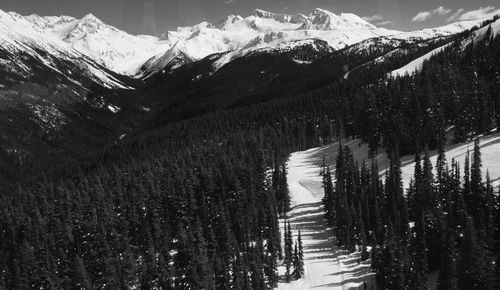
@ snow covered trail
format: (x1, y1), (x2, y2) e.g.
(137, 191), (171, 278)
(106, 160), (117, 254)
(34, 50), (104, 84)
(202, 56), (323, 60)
(277, 147), (375, 290)
(276, 132), (500, 289)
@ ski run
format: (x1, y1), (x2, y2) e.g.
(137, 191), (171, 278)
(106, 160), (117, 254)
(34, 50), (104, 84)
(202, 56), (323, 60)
(277, 132), (500, 289)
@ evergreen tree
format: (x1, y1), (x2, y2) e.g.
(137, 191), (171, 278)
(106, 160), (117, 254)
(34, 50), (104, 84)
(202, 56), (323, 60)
(470, 138), (484, 231)
(292, 242), (301, 280)
(408, 212), (428, 290)
(458, 218), (483, 290)
(437, 222), (458, 290)
(284, 222), (293, 282)
(297, 231), (305, 277)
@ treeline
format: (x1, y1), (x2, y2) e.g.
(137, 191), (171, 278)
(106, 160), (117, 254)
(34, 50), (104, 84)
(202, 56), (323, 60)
(322, 139), (500, 289)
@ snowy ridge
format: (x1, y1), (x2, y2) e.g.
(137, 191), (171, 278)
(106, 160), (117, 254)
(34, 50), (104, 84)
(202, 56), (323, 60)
(139, 8), (485, 77)
(139, 8), (401, 77)
(1, 8), (490, 79)
(466, 18), (500, 45)
(390, 20), (482, 40)
(389, 18), (499, 77)
(390, 43), (452, 77)
(23, 12), (170, 74)
(0, 9), (133, 89)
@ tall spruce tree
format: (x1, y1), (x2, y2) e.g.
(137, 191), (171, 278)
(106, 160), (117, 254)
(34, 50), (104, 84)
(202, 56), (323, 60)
(470, 138), (484, 231)
(297, 231), (304, 277)
(292, 242), (301, 280)
(437, 221), (458, 290)
(284, 222), (293, 282)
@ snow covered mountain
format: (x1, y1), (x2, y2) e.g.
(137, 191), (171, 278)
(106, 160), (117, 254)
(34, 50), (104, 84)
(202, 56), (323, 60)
(138, 8), (400, 77)
(0, 10), (133, 89)
(0, 9), (143, 156)
(390, 18), (499, 77)
(0, 7), (489, 80)
(23, 12), (170, 74)
(138, 8), (485, 78)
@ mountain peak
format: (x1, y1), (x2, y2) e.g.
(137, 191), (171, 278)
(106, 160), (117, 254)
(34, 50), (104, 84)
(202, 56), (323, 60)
(25, 14), (76, 30)
(298, 8), (375, 30)
(312, 8), (334, 15)
(253, 9), (305, 24)
(81, 13), (102, 24)
(253, 9), (274, 17)
(217, 15), (244, 30)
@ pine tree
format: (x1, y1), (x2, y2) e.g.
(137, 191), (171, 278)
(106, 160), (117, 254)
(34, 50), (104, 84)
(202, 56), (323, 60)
(292, 242), (301, 280)
(297, 231), (304, 277)
(470, 138), (484, 231)
(322, 164), (335, 226)
(435, 141), (447, 202)
(463, 149), (472, 210)
(437, 222), (458, 290)
(408, 212), (428, 290)
(284, 222), (293, 282)
(458, 218), (483, 290)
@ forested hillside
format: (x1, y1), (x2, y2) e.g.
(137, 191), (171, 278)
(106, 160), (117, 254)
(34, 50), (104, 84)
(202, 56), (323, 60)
(1, 17), (500, 289)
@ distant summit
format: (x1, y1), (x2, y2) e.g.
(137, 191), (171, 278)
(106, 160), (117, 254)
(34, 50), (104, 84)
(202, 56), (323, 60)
(0, 8), (484, 77)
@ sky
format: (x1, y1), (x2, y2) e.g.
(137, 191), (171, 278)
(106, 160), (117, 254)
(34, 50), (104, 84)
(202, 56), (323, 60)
(2, 0), (500, 35)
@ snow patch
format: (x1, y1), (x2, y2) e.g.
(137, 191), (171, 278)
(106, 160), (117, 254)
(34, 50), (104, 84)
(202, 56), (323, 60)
(390, 43), (452, 77)
(107, 104), (121, 113)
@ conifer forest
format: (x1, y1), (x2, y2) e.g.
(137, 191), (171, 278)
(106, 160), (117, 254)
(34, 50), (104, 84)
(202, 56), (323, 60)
(0, 3), (500, 290)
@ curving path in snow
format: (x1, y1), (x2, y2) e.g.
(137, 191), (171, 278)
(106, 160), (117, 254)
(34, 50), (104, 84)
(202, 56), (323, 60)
(277, 147), (375, 290)
(277, 132), (500, 289)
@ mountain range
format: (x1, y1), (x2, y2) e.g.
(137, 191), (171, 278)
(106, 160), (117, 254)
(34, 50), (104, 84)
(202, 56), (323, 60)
(0, 8), (485, 79)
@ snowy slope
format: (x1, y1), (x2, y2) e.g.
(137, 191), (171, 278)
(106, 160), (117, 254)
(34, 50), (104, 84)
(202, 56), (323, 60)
(2, 8), (488, 79)
(138, 8), (401, 77)
(277, 146), (376, 289)
(390, 43), (452, 77)
(398, 133), (500, 190)
(23, 13), (170, 74)
(389, 19), (499, 77)
(140, 9), (485, 77)
(0, 9), (132, 89)
(465, 18), (500, 45)
(390, 20), (482, 40)
(279, 132), (500, 289)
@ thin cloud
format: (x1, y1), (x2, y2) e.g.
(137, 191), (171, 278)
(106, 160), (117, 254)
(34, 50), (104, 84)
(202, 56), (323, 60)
(434, 6), (452, 16)
(362, 14), (393, 27)
(377, 20), (393, 26)
(447, 9), (465, 22)
(448, 6), (500, 22)
(225, 0), (236, 4)
(412, 6), (451, 22)
(362, 14), (384, 23)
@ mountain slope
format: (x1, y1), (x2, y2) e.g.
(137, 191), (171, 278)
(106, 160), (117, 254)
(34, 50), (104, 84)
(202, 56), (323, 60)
(0, 10), (151, 182)
(139, 9), (485, 77)
(0, 10), (133, 90)
(389, 18), (499, 77)
(24, 12), (170, 74)
(3, 8), (485, 79)
(137, 8), (400, 77)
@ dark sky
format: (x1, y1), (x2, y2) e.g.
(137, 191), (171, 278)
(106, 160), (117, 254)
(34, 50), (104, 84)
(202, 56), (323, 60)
(2, 0), (499, 35)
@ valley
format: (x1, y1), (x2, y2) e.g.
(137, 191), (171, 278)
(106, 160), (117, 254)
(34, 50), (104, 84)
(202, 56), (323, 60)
(1, 4), (500, 290)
